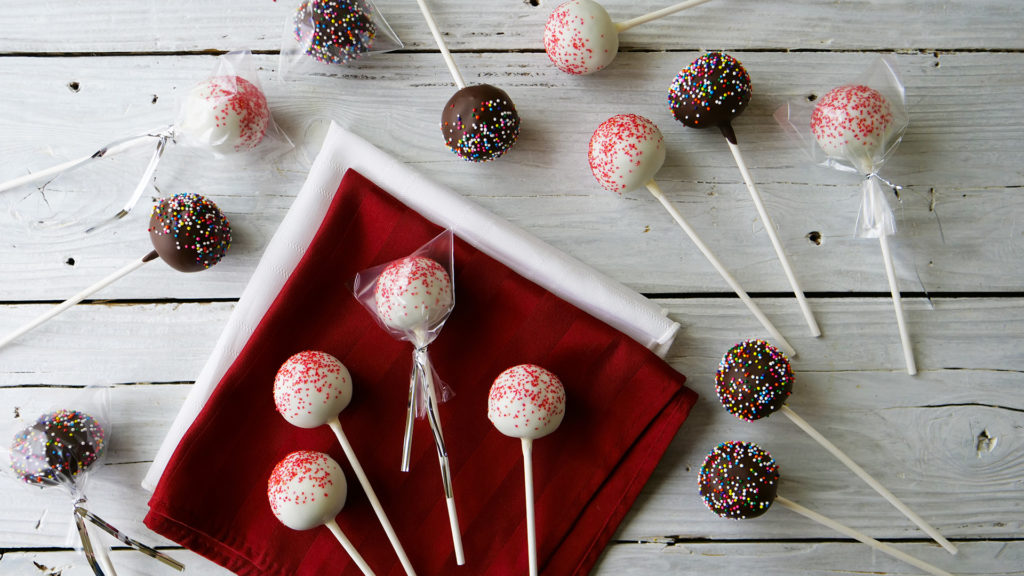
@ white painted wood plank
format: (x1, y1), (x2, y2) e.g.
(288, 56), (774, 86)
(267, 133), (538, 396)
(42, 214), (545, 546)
(0, 1), (1021, 53)
(0, 52), (1021, 298)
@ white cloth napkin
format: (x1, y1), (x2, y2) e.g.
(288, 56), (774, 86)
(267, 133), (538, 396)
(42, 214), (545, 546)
(142, 122), (680, 491)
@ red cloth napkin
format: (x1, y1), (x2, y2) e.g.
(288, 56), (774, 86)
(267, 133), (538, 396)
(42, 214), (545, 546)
(145, 170), (696, 575)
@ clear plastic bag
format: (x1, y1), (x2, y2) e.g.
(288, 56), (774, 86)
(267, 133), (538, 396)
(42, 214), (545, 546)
(278, 0), (403, 79)
(1, 387), (184, 574)
(774, 57), (908, 238)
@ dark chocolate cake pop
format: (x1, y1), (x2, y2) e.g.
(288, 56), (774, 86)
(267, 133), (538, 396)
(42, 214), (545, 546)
(441, 84), (521, 162)
(10, 409), (106, 487)
(716, 339), (794, 421)
(699, 440), (779, 520)
(295, 0), (376, 64)
(668, 52), (752, 143)
(148, 193), (231, 273)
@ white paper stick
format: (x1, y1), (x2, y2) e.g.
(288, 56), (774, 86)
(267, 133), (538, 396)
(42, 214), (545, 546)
(329, 418), (418, 575)
(878, 233), (917, 375)
(0, 250), (158, 351)
(522, 438), (538, 576)
(325, 519), (376, 576)
(780, 405), (955, 554)
(645, 180), (797, 357)
(0, 133), (157, 194)
(727, 140), (820, 337)
(616, 0), (715, 32)
(413, 0), (466, 89)
(775, 496), (955, 576)
(89, 522), (120, 576)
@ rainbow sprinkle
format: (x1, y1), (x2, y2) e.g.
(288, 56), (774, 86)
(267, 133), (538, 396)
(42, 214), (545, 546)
(149, 193), (231, 270)
(716, 339), (794, 421)
(668, 51), (752, 128)
(699, 441), (779, 520)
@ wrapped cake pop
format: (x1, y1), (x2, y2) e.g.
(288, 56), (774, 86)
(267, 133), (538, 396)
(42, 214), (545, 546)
(699, 441), (955, 576)
(414, 0), (520, 162)
(0, 192), (231, 351)
(279, 0), (403, 79)
(3, 389), (183, 575)
(352, 229), (465, 564)
(775, 57), (915, 374)
(0, 51), (290, 233)
(714, 339), (957, 553)
(544, 0), (715, 75)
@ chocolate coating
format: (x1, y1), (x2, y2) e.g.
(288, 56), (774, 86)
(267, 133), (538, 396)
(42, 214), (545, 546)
(668, 52), (752, 143)
(10, 409), (106, 487)
(295, 0), (375, 64)
(699, 441), (779, 520)
(148, 193), (232, 273)
(716, 339), (794, 421)
(441, 84), (520, 162)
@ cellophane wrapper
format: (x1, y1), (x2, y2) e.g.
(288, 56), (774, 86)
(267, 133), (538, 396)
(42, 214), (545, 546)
(175, 50), (293, 160)
(774, 56), (908, 238)
(353, 228), (456, 415)
(278, 0), (403, 80)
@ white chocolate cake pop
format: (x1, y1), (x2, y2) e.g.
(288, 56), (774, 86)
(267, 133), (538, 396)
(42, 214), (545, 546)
(544, 0), (619, 76)
(267, 450), (347, 531)
(488, 364), (566, 440)
(374, 256), (453, 331)
(179, 75), (270, 154)
(273, 351), (353, 429)
(811, 85), (894, 173)
(588, 113), (666, 193)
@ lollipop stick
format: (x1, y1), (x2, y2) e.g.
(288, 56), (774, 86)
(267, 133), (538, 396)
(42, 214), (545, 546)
(0, 250), (159, 351)
(878, 233), (917, 375)
(727, 141), (820, 337)
(325, 519), (377, 576)
(92, 529), (120, 576)
(616, 0), (715, 32)
(329, 418), (418, 576)
(413, 0), (466, 89)
(0, 131), (165, 194)
(522, 438), (538, 576)
(779, 405), (955, 554)
(645, 180), (797, 357)
(417, 347), (466, 565)
(775, 496), (955, 576)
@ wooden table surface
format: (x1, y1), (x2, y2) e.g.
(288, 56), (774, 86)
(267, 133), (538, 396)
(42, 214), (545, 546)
(1, 1), (1022, 574)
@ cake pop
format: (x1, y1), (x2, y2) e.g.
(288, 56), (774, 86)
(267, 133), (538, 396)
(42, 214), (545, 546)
(811, 84), (914, 375)
(294, 0), (376, 65)
(714, 340), (956, 553)
(698, 442), (955, 576)
(268, 450), (375, 575)
(0, 193), (231, 351)
(669, 52), (820, 337)
(544, 0), (715, 76)
(10, 409), (106, 488)
(414, 0), (519, 162)
(488, 364), (566, 576)
(273, 351), (417, 575)
(588, 113), (797, 357)
(374, 256), (454, 331)
(179, 75), (270, 154)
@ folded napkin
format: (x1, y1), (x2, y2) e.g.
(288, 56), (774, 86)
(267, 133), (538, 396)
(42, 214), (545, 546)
(144, 169), (696, 575)
(143, 123), (680, 492)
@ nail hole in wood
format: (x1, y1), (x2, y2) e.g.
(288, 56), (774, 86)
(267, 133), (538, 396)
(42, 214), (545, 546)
(152, 94), (159, 104)
(525, 0), (540, 5)
(806, 231), (822, 245)
(65, 257), (75, 266)
(806, 93), (817, 102)
(68, 81), (80, 92)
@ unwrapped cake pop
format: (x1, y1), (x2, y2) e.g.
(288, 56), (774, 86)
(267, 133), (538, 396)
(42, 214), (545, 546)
(714, 340), (957, 553)
(668, 52), (820, 337)
(0, 51), (288, 232)
(699, 441), (955, 576)
(588, 113), (797, 357)
(268, 450), (375, 575)
(353, 229), (464, 564)
(488, 364), (566, 576)
(6, 404), (183, 574)
(544, 0), (715, 75)
(414, 0), (519, 162)
(0, 193), (231, 351)
(273, 351), (417, 575)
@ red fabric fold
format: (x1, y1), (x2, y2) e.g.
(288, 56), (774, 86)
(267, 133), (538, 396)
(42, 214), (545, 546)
(145, 170), (697, 575)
